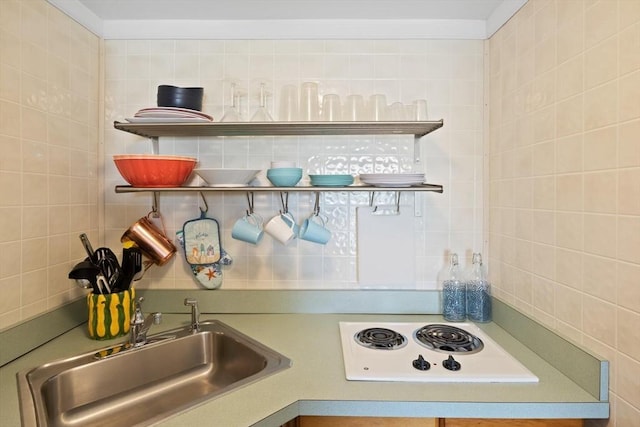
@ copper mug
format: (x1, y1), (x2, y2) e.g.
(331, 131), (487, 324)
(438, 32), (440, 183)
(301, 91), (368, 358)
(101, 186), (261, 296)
(121, 215), (176, 266)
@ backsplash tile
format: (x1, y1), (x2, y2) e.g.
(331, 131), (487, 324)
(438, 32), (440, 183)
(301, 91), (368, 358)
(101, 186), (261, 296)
(104, 39), (484, 291)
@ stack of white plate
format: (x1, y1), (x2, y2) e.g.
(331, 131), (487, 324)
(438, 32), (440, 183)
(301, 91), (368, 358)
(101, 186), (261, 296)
(359, 173), (425, 187)
(126, 107), (213, 123)
(309, 174), (355, 187)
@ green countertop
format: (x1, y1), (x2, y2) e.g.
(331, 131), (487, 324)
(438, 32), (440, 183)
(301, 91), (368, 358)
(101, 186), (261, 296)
(0, 291), (609, 426)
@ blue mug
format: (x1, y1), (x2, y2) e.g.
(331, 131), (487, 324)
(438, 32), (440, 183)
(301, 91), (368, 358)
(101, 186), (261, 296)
(231, 213), (264, 245)
(299, 214), (331, 245)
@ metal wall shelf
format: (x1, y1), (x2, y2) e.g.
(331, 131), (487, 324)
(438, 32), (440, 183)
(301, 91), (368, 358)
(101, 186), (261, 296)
(114, 184), (444, 194)
(112, 120), (446, 200)
(113, 120), (444, 139)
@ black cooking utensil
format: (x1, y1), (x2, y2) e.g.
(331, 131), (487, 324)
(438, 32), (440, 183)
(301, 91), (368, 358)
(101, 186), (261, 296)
(68, 259), (101, 293)
(94, 247), (121, 291)
(116, 246), (140, 291)
(79, 233), (95, 259)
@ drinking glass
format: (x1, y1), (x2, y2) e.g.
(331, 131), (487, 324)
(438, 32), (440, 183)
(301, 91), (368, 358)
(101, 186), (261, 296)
(321, 94), (342, 121)
(251, 83), (273, 122)
(413, 99), (428, 121)
(344, 94), (366, 121)
(369, 94), (388, 121)
(299, 82), (320, 121)
(220, 83), (241, 122)
(278, 84), (298, 121)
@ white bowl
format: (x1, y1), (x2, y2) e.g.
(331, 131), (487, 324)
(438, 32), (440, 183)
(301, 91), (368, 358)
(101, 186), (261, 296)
(194, 169), (260, 187)
(270, 160), (296, 169)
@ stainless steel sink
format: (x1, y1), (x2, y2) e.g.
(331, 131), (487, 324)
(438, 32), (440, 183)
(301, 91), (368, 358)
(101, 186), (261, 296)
(17, 320), (291, 427)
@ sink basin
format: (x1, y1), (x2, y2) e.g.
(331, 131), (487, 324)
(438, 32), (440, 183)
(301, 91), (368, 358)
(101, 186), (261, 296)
(17, 320), (291, 427)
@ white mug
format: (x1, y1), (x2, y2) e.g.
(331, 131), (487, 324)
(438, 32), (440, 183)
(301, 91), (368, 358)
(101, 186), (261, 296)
(264, 212), (298, 245)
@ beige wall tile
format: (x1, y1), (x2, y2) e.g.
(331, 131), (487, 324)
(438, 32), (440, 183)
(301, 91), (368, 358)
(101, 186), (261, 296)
(584, 213), (617, 257)
(533, 176), (556, 209)
(556, 95), (583, 137)
(557, 14), (584, 63)
(618, 308), (640, 360)
(490, 2), (640, 422)
(555, 283), (583, 329)
(0, 241), (21, 279)
(619, 119), (640, 167)
(533, 210), (555, 244)
(619, 23), (640, 76)
(584, 126), (618, 171)
(618, 261), (640, 311)
(583, 294), (616, 347)
(617, 216), (640, 264)
(585, 36), (618, 89)
(587, 82), (618, 132)
(556, 212), (584, 250)
(556, 173), (583, 211)
(555, 248), (583, 290)
(556, 134), (583, 173)
(617, 354), (640, 410)
(0, 0), (99, 325)
(585, 0), (618, 49)
(618, 168), (640, 215)
(619, 70), (640, 121)
(582, 253), (616, 302)
(584, 170), (617, 213)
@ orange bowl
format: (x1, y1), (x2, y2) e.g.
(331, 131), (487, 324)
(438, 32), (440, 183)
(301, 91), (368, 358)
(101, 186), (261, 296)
(113, 155), (197, 187)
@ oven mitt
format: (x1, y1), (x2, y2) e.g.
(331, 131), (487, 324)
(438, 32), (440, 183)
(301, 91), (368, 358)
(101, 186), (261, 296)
(176, 212), (232, 290)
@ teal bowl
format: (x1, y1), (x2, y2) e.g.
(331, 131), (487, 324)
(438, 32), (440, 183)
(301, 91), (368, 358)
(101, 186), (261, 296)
(267, 168), (302, 187)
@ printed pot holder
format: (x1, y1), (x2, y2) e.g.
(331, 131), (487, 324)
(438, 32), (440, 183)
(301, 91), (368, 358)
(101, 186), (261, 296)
(177, 210), (232, 289)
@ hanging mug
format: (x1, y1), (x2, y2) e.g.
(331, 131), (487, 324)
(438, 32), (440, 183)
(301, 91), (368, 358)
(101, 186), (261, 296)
(121, 213), (176, 265)
(299, 214), (331, 245)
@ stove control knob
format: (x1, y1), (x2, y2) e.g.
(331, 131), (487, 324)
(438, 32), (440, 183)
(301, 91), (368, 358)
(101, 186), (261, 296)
(443, 355), (461, 371)
(412, 354), (431, 371)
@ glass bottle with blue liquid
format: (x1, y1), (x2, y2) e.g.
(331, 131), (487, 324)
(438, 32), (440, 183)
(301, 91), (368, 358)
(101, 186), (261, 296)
(466, 252), (492, 322)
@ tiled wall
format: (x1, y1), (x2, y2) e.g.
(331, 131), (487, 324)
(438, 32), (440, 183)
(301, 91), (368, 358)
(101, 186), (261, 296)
(0, 0), (101, 329)
(488, 0), (640, 425)
(103, 39), (485, 290)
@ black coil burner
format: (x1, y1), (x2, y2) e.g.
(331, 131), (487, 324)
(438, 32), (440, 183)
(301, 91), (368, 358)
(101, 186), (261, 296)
(355, 327), (407, 350)
(414, 324), (484, 354)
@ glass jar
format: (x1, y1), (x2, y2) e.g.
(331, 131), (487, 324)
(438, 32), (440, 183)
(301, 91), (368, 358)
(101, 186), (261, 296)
(441, 253), (466, 322)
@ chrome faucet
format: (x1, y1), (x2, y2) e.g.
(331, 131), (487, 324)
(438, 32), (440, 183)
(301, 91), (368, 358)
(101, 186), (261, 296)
(129, 297), (162, 347)
(184, 298), (200, 333)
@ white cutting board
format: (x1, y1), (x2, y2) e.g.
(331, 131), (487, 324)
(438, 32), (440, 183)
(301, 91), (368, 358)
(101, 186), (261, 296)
(357, 206), (415, 287)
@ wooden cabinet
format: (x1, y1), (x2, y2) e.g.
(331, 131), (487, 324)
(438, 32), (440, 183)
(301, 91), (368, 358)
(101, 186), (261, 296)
(442, 420), (582, 427)
(289, 417), (583, 427)
(296, 416), (439, 427)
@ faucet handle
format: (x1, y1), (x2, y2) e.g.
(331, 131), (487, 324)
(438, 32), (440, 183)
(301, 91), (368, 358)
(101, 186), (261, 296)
(132, 297), (145, 324)
(134, 296), (144, 311)
(184, 298), (200, 332)
(152, 312), (162, 325)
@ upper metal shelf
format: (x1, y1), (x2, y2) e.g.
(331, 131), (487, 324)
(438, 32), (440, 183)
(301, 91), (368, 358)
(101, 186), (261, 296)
(113, 120), (444, 139)
(114, 183), (444, 193)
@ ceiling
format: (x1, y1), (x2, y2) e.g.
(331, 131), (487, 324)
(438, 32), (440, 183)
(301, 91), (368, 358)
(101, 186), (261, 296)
(47, 0), (526, 39)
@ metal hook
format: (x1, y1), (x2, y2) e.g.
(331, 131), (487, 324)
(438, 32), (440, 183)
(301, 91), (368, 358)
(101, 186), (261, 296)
(368, 191), (401, 215)
(313, 192), (321, 216)
(150, 192), (160, 218)
(199, 192), (208, 214)
(246, 192), (255, 215)
(279, 191), (289, 214)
